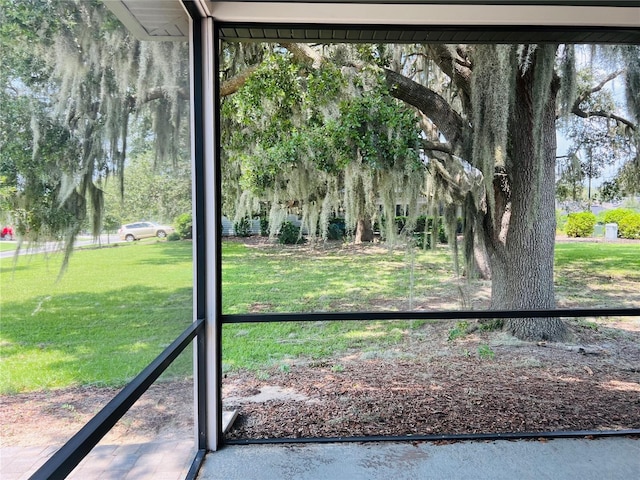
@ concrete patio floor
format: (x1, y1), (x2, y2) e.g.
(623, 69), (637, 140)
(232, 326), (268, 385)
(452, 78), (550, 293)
(2, 436), (638, 479)
(1, 440), (195, 480)
(197, 437), (640, 480)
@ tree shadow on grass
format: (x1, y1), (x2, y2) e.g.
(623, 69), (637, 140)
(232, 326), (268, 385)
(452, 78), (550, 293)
(1, 285), (193, 393)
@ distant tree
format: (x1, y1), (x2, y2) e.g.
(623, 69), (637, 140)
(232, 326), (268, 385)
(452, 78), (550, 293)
(599, 178), (622, 202)
(556, 154), (585, 202)
(101, 154), (191, 226)
(0, 0), (189, 268)
(560, 60), (639, 200)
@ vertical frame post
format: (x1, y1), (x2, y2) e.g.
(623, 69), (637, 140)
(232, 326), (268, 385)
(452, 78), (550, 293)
(186, 1), (221, 452)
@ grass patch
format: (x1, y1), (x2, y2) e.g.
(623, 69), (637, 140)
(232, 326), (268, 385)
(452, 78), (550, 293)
(555, 243), (640, 276)
(2, 239), (638, 393)
(447, 321), (469, 341)
(222, 242), (453, 314)
(222, 319), (411, 370)
(220, 242), (454, 369)
(1, 242), (193, 393)
(554, 242), (640, 308)
(0, 242), (17, 252)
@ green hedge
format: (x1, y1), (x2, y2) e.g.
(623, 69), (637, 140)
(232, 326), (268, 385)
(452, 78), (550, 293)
(278, 221), (305, 244)
(601, 208), (635, 225)
(598, 208), (640, 239)
(174, 213), (192, 239)
(327, 218), (346, 240)
(394, 215), (462, 244)
(234, 217), (252, 237)
(618, 212), (640, 239)
(565, 211), (596, 238)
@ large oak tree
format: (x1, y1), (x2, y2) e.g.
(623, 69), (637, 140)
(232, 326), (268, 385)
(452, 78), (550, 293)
(221, 43), (639, 341)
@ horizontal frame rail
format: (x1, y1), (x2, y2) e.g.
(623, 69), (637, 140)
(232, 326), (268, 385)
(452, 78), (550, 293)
(223, 307), (640, 324)
(226, 428), (640, 446)
(31, 318), (205, 480)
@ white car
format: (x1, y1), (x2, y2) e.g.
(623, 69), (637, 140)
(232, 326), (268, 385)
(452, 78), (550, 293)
(118, 222), (175, 241)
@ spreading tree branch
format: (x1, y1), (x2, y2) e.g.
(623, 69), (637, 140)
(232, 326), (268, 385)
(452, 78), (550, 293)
(218, 43), (322, 98)
(220, 65), (260, 97)
(280, 43), (324, 68)
(571, 69), (636, 130)
(571, 107), (636, 130)
(575, 69), (625, 104)
(424, 45), (472, 111)
(422, 139), (453, 154)
(427, 150), (485, 206)
(384, 68), (468, 155)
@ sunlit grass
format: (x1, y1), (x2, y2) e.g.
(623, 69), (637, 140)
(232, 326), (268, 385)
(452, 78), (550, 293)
(220, 241), (455, 370)
(554, 242), (640, 309)
(1, 239), (638, 393)
(221, 242), (454, 314)
(0, 242), (17, 252)
(555, 242), (640, 275)
(1, 241), (193, 393)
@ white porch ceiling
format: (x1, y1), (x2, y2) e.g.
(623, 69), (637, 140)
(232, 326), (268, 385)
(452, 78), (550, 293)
(104, 1), (640, 42)
(104, 1), (190, 40)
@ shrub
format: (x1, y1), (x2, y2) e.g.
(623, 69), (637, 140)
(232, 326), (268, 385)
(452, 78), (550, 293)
(565, 211), (596, 237)
(395, 216), (408, 233)
(395, 215), (457, 245)
(234, 217), (252, 237)
(278, 221), (305, 244)
(327, 223), (343, 240)
(447, 321), (469, 341)
(618, 212), (640, 239)
(259, 217), (269, 236)
(167, 232), (181, 241)
(414, 232), (429, 249)
(327, 218), (346, 240)
(174, 213), (192, 239)
(602, 208), (635, 225)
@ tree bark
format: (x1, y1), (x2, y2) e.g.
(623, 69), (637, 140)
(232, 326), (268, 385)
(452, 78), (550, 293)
(355, 216), (374, 243)
(486, 54), (567, 342)
(385, 49), (567, 341)
(385, 69), (469, 154)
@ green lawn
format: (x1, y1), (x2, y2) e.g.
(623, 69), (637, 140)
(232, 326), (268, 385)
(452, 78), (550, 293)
(1, 241), (193, 393)
(1, 239), (638, 393)
(222, 242), (453, 314)
(221, 241), (453, 370)
(555, 242), (640, 274)
(0, 242), (17, 252)
(554, 242), (640, 308)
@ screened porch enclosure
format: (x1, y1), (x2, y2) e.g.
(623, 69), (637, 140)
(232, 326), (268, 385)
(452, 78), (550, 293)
(201, 4), (640, 451)
(30, 2), (640, 478)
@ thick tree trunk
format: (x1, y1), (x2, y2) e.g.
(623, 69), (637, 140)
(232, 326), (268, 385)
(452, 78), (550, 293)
(487, 56), (567, 342)
(355, 216), (374, 243)
(386, 48), (567, 341)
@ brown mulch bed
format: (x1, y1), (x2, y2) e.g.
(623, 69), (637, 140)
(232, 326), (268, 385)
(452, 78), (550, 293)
(223, 342), (640, 440)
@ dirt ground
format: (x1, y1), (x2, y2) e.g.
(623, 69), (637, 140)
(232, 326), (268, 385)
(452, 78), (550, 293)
(2, 317), (639, 447)
(2, 237), (639, 447)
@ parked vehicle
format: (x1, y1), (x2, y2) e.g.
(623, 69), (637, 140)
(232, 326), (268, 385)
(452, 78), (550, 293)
(1, 226), (14, 240)
(118, 222), (175, 241)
